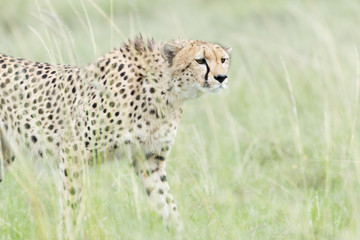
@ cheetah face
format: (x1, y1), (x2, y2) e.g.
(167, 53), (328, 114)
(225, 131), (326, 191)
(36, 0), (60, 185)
(162, 40), (232, 99)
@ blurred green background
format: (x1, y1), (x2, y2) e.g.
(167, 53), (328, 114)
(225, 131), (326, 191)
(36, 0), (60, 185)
(1, 0), (360, 239)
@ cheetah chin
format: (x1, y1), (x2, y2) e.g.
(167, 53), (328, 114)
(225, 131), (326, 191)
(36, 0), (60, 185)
(0, 35), (231, 233)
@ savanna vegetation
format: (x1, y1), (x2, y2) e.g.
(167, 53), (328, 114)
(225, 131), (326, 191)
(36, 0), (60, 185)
(1, 0), (360, 239)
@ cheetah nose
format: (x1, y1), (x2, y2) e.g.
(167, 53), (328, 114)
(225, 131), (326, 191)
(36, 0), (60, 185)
(214, 74), (227, 83)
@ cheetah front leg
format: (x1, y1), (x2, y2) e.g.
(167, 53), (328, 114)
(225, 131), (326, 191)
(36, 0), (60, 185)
(0, 129), (15, 183)
(59, 141), (86, 240)
(133, 149), (183, 232)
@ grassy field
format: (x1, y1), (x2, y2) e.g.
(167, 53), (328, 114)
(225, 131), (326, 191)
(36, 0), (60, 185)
(1, 0), (360, 239)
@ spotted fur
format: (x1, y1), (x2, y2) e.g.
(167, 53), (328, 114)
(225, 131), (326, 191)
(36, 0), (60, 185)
(0, 36), (231, 234)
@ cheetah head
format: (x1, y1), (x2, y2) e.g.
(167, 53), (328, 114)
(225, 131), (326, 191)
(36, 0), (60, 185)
(162, 40), (232, 100)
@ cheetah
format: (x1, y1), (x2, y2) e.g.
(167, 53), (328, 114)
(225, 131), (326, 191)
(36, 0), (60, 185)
(0, 36), (231, 234)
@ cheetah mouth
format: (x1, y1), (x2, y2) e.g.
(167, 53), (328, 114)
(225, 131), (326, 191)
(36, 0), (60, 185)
(198, 82), (226, 94)
(209, 82), (227, 93)
(210, 85), (225, 93)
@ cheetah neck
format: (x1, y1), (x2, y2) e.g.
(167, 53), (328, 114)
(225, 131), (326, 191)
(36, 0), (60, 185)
(146, 66), (185, 116)
(85, 46), (185, 121)
(136, 48), (186, 115)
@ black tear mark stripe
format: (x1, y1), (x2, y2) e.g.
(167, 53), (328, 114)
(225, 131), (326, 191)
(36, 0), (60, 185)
(204, 60), (210, 81)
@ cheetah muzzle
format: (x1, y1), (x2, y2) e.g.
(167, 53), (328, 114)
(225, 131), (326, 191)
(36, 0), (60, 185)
(0, 36), (231, 234)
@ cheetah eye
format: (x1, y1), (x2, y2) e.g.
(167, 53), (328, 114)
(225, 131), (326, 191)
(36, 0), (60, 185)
(221, 58), (227, 64)
(195, 58), (206, 65)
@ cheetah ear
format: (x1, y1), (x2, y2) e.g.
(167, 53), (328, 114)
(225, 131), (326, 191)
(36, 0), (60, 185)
(223, 46), (232, 54)
(161, 42), (183, 65)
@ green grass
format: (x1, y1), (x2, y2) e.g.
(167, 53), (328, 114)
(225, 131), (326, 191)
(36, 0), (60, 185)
(1, 0), (360, 239)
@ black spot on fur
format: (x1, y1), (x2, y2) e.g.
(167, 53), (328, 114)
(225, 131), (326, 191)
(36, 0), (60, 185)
(160, 175), (167, 182)
(155, 155), (165, 161)
(145, 153), (154, 160)
(118, 64), (124, 72)
(31, 136), (38, 143)
(146, 188), (152, 196)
